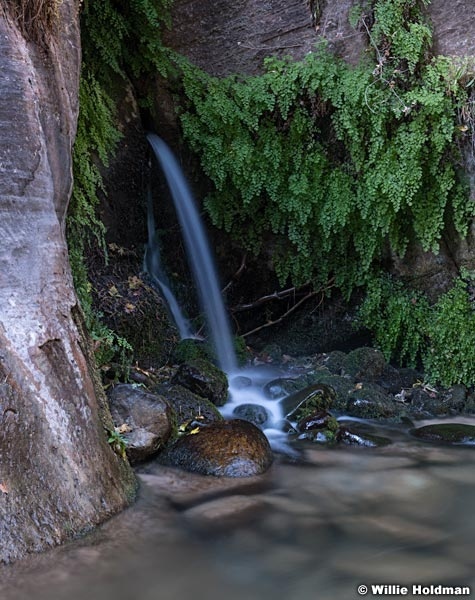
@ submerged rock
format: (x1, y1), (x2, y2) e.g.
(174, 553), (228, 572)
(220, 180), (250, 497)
(159, 419), (273, 477)
(108, 384), (175, 464)
(411, 423), (475, 445)
(172, 358), (228, 406)
(336, 427), (392, 448)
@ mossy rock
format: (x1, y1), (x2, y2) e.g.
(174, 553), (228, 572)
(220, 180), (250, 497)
(346, 383), (404, 420)
(324, 351), (347, 375)
(172, 338), (213, 364)
(305, 373), (354, 412)
(410, 423), (475, 445)
(282, 383), (336, 420)
(172, 358), (229, 406)
(342, 347), (386, 380)
(154, 383), (223, 426)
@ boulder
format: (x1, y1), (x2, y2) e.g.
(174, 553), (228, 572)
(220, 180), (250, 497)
(159, 419), (273, 477)
(108, 384), (175, 464)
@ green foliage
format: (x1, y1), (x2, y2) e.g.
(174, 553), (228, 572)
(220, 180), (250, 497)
(424, 277), (475, 386)
(107, 428), (128, 459)
(177, 0), (472, 294)
(67, 0), (171, 367)
(81, 0), (172, 79)
(359, 275), (475, 386)
(357, 276), (429, 367)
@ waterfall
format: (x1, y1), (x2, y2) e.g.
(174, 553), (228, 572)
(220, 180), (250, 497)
(146, 134), (238, 373)
(144, 184), (195, 340)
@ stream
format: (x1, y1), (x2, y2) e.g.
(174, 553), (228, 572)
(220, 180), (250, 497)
(1, 421), (474, 600)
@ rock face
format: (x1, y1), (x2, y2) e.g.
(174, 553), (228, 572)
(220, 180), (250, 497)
(159, 419), (274, 477)
(0, 3), (135, 564)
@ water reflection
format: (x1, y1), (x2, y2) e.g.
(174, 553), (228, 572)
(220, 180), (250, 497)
(1, 430), (474, 600)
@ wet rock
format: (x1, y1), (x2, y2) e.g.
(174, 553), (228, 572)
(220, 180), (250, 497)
(346, 383), (404, 420)
(159, 419), (274, 477)
(342, 347), (386, 380)
(233, 403), (270, 427)
(172, 358), (228, 406)
(230, 375), (252, 389)
(409, 387), (462, 418)
(324, 351), (347, 375)
(336, 426), (391, 448)
(263, 377), (308, 399)
(297, 410), (337, 433)
(307, 373), (354, 411)
(283, 384), (337, 419)
(108, 384), (175, 463)
(378, 364), (422, 395)
(155, 383), (223, 424)
(411, 423), (475, 445)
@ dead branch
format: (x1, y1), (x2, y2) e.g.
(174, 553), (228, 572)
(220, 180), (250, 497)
(241, 290), (320, 338)
(230, 282), (311, 313)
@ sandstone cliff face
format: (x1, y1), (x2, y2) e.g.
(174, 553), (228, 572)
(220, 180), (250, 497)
(0, 2), (135, 563)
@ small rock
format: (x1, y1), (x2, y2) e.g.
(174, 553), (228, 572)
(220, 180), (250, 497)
(172, 358), (228, 406)
(410, 423), (475, 445)
(283, 384), (336, 419)
(159, 419), (274, 477)
(336, 426), (391, 447)
(233, 403), (270, 427)
(108, 384), (174, 464)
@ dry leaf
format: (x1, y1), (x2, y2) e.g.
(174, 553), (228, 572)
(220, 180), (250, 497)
(0, 482), (9, 494)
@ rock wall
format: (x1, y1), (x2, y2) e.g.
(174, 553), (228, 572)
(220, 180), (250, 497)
(0, 1), (135, 563)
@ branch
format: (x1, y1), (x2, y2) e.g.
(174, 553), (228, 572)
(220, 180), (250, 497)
(230, 282), (312, 313)
(241, 290), (320, 338)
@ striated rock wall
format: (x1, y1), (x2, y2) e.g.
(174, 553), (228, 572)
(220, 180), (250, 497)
(0, 1), (135, 563)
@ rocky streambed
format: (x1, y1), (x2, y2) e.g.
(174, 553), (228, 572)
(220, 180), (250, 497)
(1, 345), (475, 599)
(106, 346), (475, 476)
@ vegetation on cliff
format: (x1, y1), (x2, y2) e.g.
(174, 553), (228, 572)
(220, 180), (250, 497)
(70, 0), (475, 385)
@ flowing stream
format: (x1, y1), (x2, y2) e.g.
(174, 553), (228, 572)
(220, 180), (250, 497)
(1, 425), (474, 600)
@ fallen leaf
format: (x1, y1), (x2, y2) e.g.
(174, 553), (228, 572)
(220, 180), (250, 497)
(0, 482), (9, 494)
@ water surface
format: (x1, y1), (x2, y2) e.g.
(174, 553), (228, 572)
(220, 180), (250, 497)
(2, 426), (474, 600)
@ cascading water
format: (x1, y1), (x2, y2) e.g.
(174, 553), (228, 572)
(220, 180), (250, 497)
(144, 185), (195, 340)
(147, 133), (238, 373)
(147, 134), (287, 449)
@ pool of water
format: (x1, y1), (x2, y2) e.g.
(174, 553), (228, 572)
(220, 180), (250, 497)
(1, 422), (474, 600)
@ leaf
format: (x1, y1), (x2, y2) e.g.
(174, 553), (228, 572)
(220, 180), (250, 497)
(0, 482), (8, 494)
(108, 285), (121, 298)
(124, 302), (136, 313)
